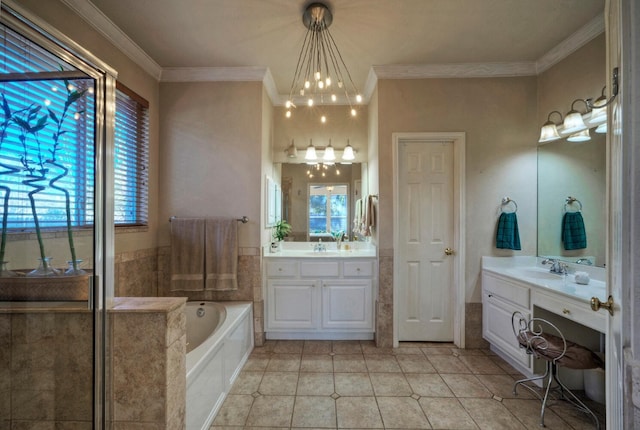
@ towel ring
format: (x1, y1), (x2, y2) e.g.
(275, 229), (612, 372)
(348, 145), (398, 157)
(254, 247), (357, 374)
(565, 196), (583, 212)
(501, 197), (518, 213)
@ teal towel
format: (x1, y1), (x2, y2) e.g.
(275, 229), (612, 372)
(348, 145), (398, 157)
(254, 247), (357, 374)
(496, 212), (521, 250)
(562, 212), (587, 250)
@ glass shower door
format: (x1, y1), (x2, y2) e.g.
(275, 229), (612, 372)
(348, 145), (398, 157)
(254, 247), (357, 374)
(0, 4), (114, 428)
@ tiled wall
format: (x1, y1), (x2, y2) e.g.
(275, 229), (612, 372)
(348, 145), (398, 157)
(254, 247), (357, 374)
(115, 246), (265, 346)
(0, 311), (93, 428)
(111, 297), (186, 429)
(376, 250), (394, 347)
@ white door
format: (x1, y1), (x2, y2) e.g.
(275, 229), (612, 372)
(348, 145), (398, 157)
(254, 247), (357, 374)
(601, 0), (626, 427)
(397, 140), (455, 341)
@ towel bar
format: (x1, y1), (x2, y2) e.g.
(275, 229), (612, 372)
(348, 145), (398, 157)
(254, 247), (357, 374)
(170, 216), (249, 223)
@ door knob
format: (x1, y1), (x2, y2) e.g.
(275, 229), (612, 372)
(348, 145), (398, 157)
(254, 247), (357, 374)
(590, 295), (614, 316)
(444, 247), (455, 256)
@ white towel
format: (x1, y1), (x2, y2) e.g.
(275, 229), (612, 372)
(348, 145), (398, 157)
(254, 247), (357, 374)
(353, 198), (363, 235)
(205, 218), (238, 291)
(170, 218), (205, 291)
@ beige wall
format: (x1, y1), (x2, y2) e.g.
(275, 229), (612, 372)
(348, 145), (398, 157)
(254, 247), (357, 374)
(158, 81), (264, 248)
(376, 77), (539, 303)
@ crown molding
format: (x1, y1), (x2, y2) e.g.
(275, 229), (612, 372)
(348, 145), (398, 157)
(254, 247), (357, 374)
(535, 14), (605, 74)
(161, 66), (268, 82)
(59, 1), (604, 91)
(372, 62), (537, 79)
(59, 0), (162, 80)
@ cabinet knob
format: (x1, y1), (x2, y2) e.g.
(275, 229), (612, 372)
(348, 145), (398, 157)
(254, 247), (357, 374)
(562, 308), (571, 315)
(444, 247), (455, 256)
(356, 268), (361, 271)
(278, 268), (283, 272)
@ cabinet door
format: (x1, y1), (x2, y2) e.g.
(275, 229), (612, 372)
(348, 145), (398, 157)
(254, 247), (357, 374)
(321, 280), (373, 330)
(267, 280), (317, 330)
(483, 292), (531, 369)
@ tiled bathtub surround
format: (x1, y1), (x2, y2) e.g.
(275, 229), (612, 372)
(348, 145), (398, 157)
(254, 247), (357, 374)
(212, 340), (605, 429)
(111, 297), (187, 429)
(115, 247), (159, 297)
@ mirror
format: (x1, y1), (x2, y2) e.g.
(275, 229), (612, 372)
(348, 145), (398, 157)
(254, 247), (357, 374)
(537, 132), (606, 267)
(280, 163), (364, 241)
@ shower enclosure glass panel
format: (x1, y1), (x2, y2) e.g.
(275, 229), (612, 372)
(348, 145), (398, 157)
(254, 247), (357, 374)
(0, 4), (113, 428)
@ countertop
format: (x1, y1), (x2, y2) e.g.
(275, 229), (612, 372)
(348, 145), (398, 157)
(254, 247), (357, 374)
(264, 242), (376, 258)
(482, 256), (606, 304)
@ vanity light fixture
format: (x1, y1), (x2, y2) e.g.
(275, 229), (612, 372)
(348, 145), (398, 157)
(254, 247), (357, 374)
(284, 2), (362, 123)
(567, 128), (591, 142)
(588, 86), (607, 125)
(323, 139), (336, 163)
(562, 99), (590, 135)
(305, 139), (317, 164)
(342, 139), (356, 161)
(285, 139), (298, 158)
(595, 122), (607, 134)
(538, 111), (563, 143)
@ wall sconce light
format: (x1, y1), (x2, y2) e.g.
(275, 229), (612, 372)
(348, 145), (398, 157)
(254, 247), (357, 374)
(538, 111), (563, 143)
(342, 139), (355, 161)
(567, 129), (591, 142)
(305, 139), (317, 164)
(285, 139), (298, 158)
(562, 99), (590, 134)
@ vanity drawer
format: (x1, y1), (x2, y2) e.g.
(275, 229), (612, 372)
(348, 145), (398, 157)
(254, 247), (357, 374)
(533, 291), (605, 333)
(343, 261), (374, 277)
(266, 261), (299, 277)
(482, 272), (530, 308)
(300, 261), (339, 277)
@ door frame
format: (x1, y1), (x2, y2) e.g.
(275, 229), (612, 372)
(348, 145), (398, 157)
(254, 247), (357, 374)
(392, 132), (466, 347)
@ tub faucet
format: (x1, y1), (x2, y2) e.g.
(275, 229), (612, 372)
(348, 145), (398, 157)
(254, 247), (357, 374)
(542, 258), (568, 274)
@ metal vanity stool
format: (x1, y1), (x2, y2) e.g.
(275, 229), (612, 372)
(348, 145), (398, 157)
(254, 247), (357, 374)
(511, 311), (604, 428)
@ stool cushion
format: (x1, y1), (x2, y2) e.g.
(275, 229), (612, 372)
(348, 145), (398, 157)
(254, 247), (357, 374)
(517, 331), (604, 369)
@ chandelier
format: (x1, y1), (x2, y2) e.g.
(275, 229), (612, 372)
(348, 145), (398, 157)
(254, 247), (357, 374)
(285, 2), (362, 123)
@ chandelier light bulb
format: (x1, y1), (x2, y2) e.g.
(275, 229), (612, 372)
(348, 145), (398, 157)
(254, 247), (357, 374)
(304, 80), (310, 89)
(351, 108), (357, 117)
(318, 81), (324, 89)
(285, 110), (291, 118)
(285, 100), (291, 108)
(356, 94), (363, 103)
(308, 99), (314, 107)
(315, 71), (321, 81)
(321, 115), (326, 123)
(325, 77), (331, 86)
(331, 94), (337, 102)
(338, 81), (343, 88)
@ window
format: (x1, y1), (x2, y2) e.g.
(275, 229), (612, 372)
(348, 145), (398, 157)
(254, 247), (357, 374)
(0, 22), (148, 231)
(308, 184), (348, 235)
(114, 83), (149, 226)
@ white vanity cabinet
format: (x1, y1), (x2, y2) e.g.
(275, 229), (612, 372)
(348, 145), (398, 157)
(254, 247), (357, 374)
(265, 257), (376, 340)
(482, 271), (532, 370)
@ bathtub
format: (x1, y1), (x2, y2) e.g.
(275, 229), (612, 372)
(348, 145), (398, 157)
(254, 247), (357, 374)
(185, 301), (254, 430)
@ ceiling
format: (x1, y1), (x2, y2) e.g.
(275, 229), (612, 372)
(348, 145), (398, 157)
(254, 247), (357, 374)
(79, 0), (604, 98)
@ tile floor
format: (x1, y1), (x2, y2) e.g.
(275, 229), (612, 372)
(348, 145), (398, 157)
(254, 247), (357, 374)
(211, 340), (605, 429)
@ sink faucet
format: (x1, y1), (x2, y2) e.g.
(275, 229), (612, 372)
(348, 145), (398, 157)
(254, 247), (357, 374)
(313, 239), (326, 252)
(576, 258), (593, 266)
(541, 258), (568, 274)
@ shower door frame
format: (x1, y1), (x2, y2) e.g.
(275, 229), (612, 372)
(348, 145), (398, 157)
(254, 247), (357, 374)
(1, 1), (117, 427)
